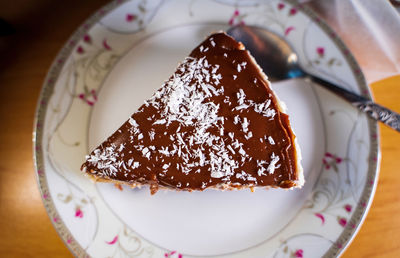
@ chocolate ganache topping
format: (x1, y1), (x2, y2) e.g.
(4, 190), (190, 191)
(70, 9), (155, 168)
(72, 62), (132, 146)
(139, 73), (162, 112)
(81, 32), (303, 194)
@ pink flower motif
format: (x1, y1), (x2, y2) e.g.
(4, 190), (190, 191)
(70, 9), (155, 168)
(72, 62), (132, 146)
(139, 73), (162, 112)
(105, 235), (118, 245)
(317, 47), (325, 57)
(78, 89), (97, 106)
(289, 8), (297, 16)
(75, 208), (83, 218)
(322, 158), (331, 169)
(83, 34), (92, 44)
(338, 217), (347, 227)
(277, 3), (285, 10)
(361, 201), (367, 207)
(37, 169), (43, 175)
(228, 9), (240, 25)
(90, 89), (97, 101)
(67, 237), (72, 244)
(284, 26), (295, 36)
(164, 251), (182, 258)
(344, 204), (352, 213)
(126, 13), (136, 22)
(77, 46), (84, 54)
(315, 213), (325, 225)
(323, 152), (344, 170)
(103, 39), (112, 50)
(165, 251), (175, 257)
(53, 217), (59, 223)
(43, 193), (49, 199)
(350, 223), (356, 229)
(294, 249), (303, 258)
(337, 242), (343, 249)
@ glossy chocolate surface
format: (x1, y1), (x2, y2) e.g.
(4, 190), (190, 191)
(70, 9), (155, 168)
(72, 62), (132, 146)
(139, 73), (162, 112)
(82, 33), (300, 193)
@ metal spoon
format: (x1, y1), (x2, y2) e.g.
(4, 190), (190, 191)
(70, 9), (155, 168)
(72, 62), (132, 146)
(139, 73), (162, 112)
(227, 25), (400, 132)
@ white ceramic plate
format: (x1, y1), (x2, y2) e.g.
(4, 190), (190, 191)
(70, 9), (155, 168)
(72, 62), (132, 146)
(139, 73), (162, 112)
(34, 0), (380, 257)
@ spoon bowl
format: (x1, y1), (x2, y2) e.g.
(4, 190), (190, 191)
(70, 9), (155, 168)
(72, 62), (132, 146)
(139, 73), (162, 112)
(228, 25), (304, 81)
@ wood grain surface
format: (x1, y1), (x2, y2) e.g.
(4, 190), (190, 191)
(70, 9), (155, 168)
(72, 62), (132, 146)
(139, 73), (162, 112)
(0, 1), (399, 257)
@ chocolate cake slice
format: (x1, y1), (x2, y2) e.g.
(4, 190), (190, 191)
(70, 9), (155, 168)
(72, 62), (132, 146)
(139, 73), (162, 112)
(81, 32), (303, 194)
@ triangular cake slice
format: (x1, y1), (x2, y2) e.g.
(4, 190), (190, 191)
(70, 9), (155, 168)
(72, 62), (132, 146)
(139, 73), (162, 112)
(81, 32), (303, 194)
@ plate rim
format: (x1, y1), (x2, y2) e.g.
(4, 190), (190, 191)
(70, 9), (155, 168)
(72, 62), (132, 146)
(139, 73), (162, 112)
(32, 0), (380, 256)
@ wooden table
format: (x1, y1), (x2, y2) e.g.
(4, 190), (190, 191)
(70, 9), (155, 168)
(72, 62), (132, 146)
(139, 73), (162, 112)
(0, 1), (399, 257)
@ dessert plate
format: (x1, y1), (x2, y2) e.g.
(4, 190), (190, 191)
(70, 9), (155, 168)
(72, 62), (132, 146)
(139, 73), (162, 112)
(33, 0), (379, 257)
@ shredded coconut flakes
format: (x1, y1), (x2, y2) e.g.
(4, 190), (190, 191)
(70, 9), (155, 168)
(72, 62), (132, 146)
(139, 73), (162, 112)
(86, 56), (282, 184)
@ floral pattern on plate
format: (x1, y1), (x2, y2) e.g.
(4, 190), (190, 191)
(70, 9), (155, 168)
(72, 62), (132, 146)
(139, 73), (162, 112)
(34, 0), (379, 257)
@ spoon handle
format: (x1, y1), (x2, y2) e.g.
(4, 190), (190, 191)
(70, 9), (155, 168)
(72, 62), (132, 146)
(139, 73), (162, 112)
(352, 101), (400, 132)
(309, 75), (400, 132)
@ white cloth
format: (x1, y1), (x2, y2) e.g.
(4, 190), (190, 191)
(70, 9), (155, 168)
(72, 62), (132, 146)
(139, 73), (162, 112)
(302, 0), (400, 83)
